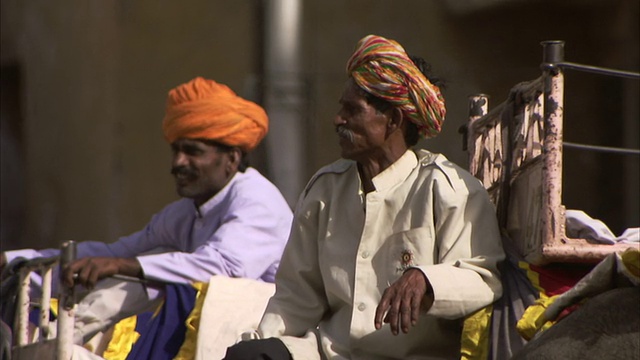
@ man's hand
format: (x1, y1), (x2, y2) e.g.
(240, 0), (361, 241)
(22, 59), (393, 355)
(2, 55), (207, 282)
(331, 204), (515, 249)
(374, 268), (434, 335)
(62, 257), (143, 289)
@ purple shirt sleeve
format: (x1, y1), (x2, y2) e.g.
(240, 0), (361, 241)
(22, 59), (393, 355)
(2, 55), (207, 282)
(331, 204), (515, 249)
(5, 169), (293, 285)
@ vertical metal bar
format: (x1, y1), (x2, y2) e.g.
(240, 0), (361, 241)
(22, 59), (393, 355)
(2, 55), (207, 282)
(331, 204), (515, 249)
(57, 241), (77, 360)
(540, 41), (565, 252)
(542, 40), (564, 66)
(263, 0), (305, 207)
(15, 267), (31, 346)
(40, 264), (53, 340)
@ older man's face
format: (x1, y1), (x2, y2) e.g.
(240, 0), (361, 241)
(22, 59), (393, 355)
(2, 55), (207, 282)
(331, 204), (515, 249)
(334, 80), (391, 161)
(170, 138), (236, 206)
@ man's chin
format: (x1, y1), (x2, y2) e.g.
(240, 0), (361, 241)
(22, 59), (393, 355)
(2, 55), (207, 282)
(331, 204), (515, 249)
(175, 186), (193, 199)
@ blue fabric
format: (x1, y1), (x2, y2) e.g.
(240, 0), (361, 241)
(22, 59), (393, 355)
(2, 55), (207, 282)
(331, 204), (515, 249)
(126, 284), (197, 360)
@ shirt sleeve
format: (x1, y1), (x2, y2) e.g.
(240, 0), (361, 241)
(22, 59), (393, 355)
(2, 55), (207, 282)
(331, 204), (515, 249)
(416, 170), (505, 320)
(3, 233), (156, 264)
(256, 191), (329, 338)
(136, 192), (292, 284)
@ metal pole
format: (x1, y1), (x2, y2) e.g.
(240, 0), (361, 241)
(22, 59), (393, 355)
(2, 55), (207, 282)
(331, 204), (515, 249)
(540, 41), (565, 253)
(263, 0), (305, 207)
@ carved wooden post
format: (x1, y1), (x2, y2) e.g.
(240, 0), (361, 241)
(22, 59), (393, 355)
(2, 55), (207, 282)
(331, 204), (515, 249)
(468, 94), (489, 184)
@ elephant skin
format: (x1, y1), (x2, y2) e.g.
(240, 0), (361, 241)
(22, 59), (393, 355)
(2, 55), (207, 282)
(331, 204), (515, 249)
(512, 286), (640, 360)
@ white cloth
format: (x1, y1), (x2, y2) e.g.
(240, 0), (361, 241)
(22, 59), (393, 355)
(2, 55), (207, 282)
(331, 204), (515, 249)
(73, 278), (162, 345)
(69, 276), (276, 360)
(248, 150), (505, 359)
(565, 210), (640, 244)
(195, 276), (275, 360)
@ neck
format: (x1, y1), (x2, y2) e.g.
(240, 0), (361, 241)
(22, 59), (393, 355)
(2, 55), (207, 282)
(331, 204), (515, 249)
(357, 144), (408, 193)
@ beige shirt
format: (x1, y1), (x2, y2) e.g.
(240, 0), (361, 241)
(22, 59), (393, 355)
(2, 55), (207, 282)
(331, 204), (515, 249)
(249, 150), (505, 360)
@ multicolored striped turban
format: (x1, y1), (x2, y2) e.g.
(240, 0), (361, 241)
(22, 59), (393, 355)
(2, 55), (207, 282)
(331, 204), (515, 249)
(162, 77), (268, 152)
(346, 35), (446, 139)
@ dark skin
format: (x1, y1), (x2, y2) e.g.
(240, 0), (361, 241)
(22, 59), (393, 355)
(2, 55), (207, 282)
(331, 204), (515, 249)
(58, 138), (242, 289)
(335, 79), (435, 335)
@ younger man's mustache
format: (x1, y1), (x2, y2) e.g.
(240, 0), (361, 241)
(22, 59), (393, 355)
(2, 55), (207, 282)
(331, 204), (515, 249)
(171, 166), (197, 178)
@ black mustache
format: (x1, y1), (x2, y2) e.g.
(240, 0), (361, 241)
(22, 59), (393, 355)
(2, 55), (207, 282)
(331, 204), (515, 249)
(171, 166), (197, 177)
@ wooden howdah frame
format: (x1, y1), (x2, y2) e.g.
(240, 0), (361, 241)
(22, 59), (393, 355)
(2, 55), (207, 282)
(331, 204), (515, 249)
(463, 40), (640, 265)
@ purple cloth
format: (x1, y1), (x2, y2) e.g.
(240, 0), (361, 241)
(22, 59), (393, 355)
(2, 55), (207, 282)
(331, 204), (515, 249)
(126, 284), (197, 360)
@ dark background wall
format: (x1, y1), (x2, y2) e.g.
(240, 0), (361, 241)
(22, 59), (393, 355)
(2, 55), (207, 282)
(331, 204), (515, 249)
(1, 0), (638, 251)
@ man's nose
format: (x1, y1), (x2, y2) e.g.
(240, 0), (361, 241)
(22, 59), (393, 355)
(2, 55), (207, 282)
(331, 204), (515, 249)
(172, 152), (188, 167)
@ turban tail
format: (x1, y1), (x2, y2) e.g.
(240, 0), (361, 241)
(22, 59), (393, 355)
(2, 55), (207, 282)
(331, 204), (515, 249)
(346, 35), (446, 139)
(162, 77), (268, 152)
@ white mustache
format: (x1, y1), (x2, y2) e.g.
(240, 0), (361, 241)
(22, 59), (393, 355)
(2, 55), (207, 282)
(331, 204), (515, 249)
(336, 126), (354, 143)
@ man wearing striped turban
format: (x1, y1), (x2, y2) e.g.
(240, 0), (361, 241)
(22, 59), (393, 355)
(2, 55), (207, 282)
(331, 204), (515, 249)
(227, 35), (504, 359)
(3, 78), (293, 348)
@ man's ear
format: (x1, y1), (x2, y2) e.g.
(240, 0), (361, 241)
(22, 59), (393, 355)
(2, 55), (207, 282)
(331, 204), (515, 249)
(226, 147), (242, 174)
(387, 107), (404, 134)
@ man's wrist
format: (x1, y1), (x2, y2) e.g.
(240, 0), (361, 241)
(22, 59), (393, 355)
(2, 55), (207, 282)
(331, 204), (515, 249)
(405, 267), (434, 310)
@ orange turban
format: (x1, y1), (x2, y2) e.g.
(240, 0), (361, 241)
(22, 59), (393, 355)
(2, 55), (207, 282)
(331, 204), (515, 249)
(162, 77), (268, 152)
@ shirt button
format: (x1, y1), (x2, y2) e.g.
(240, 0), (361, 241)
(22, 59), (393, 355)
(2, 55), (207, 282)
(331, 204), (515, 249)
(361, 251), (370, 259)
(358, 303), (366, 311)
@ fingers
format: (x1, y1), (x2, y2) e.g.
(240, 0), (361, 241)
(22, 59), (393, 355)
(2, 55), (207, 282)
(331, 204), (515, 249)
(382, 291), (414, 335)
(383, 293), (403, 335)
(410, 287), (421, 326)
(374, 288), (392, 330)
(62, 258), (85, 288)
(62, 257), (114, 290)
(375, 269), (429, 335)
(77, 260), (100, 289)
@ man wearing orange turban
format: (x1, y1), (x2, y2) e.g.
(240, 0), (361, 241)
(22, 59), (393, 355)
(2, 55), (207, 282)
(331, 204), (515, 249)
(227, 35), (504, 360)
(3, 77), (293, 349)
(162, 77), (268, 153)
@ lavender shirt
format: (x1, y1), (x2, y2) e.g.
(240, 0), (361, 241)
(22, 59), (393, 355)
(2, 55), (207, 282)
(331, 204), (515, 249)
(6, 168), (293, 284)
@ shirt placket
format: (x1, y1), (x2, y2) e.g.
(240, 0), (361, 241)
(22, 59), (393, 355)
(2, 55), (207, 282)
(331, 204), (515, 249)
(349, 190), (382, 348)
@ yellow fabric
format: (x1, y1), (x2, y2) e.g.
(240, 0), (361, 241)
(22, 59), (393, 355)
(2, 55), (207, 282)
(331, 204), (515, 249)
(518, 261), (544, 293)
(102, 316), (140, 360)
(621, 248), (640, 280)
(516, 261), (558, 340)
(50, 298), (58, 317)
(101, 299), (165, 360)
(174, 282), (210, 360)
(460, 305), (493, 360)
(515, 294), (558, 341)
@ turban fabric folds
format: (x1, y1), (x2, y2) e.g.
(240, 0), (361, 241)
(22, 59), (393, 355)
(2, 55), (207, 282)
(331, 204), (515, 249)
(346, 35), (446, 139)
(162, 77), (268, 152)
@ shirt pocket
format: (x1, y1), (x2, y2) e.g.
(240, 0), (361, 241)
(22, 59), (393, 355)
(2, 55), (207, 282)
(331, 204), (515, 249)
(376, 227), (436, 285)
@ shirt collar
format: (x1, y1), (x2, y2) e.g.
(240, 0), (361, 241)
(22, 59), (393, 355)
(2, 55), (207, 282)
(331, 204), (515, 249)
(371, 150), (418, 192)
(194, 170), (242, 218)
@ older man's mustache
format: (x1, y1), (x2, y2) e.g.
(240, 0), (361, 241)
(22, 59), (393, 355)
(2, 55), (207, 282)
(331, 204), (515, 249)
(336, 125), (355, 143)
